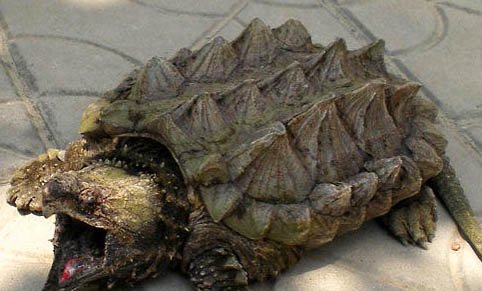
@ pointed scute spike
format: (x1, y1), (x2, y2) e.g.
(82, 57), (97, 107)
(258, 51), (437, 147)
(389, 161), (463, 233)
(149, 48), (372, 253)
(172, 93), (232, 143)
(405, 137), (443, 181)
(303, 38), (347, 72)
(273, 18), (313, 52)
(218, 79), (269, 125)
(257, 61), (310, 105)
(332, 38), (348, 51)
(183, 36), (238, 82)
(303, 38), (350, 88)
(232, 18), (278, 67)
(234, 131), (314, 203)
(335, 82), (403, 158)
(288, 100), (363, 183)
(368, 39), (385, 59)
(130, 57), (185, 102)
(388, 81), (423, 136)
(345, 39), (388, 79)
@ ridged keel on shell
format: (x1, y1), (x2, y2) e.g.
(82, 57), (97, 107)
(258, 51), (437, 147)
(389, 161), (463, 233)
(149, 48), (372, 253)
(232, 18), (277, 67)
(129, 57), (185, 102)
(272, 19), (313, 52)
(336, 82), (403, 158)
(218, 80), (268, 125)
(182, 36), (238, 82)
(230, 124), (313, 203)
(288, 99), (364, 183)
(172, 93), (232, 143)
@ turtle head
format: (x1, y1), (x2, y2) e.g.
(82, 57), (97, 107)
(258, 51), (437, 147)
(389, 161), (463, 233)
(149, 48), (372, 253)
(41, 161), (189, 290)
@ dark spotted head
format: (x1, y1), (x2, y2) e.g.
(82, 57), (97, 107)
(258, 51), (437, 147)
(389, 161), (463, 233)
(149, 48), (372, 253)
(41, 153), (189, 290)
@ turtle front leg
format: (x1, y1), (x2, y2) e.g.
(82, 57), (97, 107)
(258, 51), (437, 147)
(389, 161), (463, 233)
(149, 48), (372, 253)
(187, 246), (249, 290)
(183, 209), (302, 290)
(7, 149), (69, 212)
(381, 186), (437, 249)
(7, 139), (89, 213)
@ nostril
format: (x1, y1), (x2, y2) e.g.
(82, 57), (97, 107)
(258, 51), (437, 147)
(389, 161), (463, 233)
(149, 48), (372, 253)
(44, 180), (62, 200)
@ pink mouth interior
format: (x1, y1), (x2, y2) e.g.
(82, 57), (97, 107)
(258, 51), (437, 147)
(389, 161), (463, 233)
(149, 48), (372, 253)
(60, 258), (79, 284)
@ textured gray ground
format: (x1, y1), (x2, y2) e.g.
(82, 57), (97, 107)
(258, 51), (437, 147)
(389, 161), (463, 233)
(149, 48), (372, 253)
(0, 0), (481, 290)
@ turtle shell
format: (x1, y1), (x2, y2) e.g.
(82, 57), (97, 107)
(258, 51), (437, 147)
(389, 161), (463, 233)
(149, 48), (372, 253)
(79, 18), (447, 248)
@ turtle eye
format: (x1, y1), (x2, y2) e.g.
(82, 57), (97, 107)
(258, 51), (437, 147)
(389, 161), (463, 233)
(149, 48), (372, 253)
(78, 189), (98, 210)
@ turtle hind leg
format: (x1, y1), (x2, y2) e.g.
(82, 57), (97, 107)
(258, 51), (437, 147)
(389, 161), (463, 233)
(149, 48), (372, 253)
(381, 186), (437, 249)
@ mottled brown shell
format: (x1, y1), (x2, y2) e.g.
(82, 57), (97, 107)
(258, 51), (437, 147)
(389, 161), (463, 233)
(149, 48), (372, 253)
(79, 18), (447, 248)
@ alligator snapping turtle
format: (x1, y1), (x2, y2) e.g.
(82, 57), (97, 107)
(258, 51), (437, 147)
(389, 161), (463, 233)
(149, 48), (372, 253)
(7, 18), (482, 290)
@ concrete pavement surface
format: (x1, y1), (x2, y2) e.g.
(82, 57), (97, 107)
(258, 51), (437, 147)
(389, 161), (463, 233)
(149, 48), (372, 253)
(0, 0), (481, 290)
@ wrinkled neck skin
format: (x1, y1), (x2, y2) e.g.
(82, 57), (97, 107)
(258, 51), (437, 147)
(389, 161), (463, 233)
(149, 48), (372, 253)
(36, 137), (191, 290)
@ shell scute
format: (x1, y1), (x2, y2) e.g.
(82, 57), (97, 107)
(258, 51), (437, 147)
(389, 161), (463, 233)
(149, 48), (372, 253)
(234, 130), (313, 203)
(288, 99), (363, 183)
(336, 82), (403, 158)
(129, 57), (185, 102)
(272, 19), (313, 52)
(201, 184), (242, 223)
(267, 204), (312, 245)
(223, 199), (274, 240)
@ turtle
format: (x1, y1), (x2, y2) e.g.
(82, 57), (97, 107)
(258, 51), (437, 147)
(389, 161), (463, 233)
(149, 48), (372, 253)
(6, 18), (482, 291)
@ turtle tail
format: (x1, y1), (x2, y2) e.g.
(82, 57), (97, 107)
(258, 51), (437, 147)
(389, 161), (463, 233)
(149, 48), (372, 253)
(428, 155), (482, 261)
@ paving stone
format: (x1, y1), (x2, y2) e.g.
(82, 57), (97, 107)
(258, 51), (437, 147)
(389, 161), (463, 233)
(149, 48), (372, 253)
(438, 0), (482, 13)
(290, 202), (467, 290)
(214, 20), (246, 42)
(441, 122), (482, 215)
(38, 95), (99, 148)
(0, 0), (219, 62)
(0, 102), (44, 156)
(275, 261), (402, 291)
(0, 255), (51, 291)
(126, 272), (192, 291)
(10, 38), (137, 95)
(0, 64), (17, 101)
(398, 7), (482, 117)
(340, 0), (436, 53)
(465, 124), (482, 154)
(137, 0), (238, 16)
(237, 2), (361, 48)
(132, 272), (273, 291)
(460, 237), (482, 290)
(0, 150), (29, 184)
(252, 0), (320, 7)
(0, 185), (54, 290)
(0, 186), (55, 262)
(0, 185), (19, 231)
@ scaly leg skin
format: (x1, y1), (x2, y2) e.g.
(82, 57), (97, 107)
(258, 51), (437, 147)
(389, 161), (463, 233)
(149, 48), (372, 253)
(7, 139), (89, 213)
(382, 186), (437, 249)
(183, 209), (303, 290)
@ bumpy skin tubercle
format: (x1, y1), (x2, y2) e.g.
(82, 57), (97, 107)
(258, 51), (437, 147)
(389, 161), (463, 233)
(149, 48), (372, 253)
(6, 18), (482, 290)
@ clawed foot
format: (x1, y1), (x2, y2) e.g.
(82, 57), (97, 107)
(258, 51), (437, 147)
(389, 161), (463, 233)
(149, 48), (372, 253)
(383, 186), (437, 249)
(7, 186), (43, 212)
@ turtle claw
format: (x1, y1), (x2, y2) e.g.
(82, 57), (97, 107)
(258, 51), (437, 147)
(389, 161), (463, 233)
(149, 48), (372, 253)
(383, 186), (437, 249)
(7, 186), (43, 213)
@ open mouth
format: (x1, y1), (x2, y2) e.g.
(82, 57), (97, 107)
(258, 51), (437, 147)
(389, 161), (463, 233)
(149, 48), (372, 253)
(45, 214), (109, 290)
